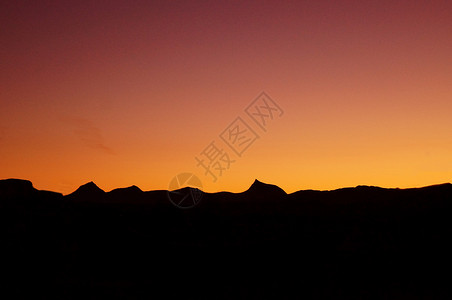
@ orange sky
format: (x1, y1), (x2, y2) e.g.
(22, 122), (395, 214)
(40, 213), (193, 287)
(1, 1), (451, 194)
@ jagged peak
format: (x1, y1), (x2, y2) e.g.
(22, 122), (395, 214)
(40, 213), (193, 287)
(79, 181), (103, 191)
(246, 179), (287, 195)
(68, 181), (105, 198)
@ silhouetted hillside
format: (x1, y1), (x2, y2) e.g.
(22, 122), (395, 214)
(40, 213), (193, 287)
(66, 181), (105, 202)
(244, 179), (287, 197)
(2, 178), (452, 299)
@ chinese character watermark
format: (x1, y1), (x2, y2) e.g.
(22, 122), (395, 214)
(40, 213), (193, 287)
(220, 117), (259, 157)
(168, 92), (283, 209)
(195, 141), (235, 182)
(196, 91), (283, 183)
(245, 92), (284, 132)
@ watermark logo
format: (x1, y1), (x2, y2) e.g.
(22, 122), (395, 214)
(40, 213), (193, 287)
(245, 92), (284, 132)
(168, 92), (283, 209)
(167, 173), (203, 209)
(195, 141), (235, 182)
(196, 91), (283, 182)
(220, 117), (259, 157)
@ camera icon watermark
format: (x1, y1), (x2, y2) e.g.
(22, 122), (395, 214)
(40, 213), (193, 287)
(167, 173), (204, 209)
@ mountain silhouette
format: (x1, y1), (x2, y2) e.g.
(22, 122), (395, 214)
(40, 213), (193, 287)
(0, 178), (36, 198)
(106, 185), (146, 203)
(109, 185), (142, 194)
(66, 181), (105, 202)
(244, 179), (287, 197)
(0, 178), (62, 203)
(2, 177), (452, 299)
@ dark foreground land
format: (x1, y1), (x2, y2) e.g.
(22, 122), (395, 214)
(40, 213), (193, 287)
(2, 178), (452, 299)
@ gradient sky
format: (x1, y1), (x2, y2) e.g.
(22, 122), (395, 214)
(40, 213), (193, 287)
(1, 0), (451, 194)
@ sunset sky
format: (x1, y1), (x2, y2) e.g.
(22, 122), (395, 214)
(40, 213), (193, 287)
(1, 1), (451, 194)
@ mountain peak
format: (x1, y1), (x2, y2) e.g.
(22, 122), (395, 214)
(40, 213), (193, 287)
(126, 185), (142, 192)
(106, 185), (144, 203)
(80, 181), (103, 191)
(245, 179), (287, 197)
(67, 181), (105, 200)
(250, 179), (266, 188)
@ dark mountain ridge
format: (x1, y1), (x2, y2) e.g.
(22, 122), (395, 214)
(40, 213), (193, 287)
(2, 178), (452, 299)
(3, 178), (450, 204)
